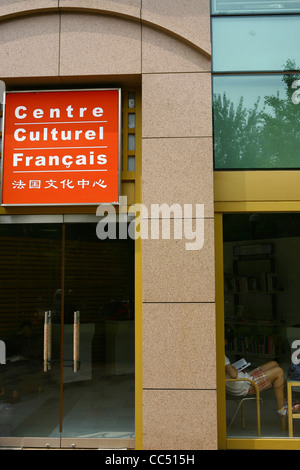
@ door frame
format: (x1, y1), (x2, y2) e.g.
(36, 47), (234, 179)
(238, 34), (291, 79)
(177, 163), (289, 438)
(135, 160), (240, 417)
(215, 168), (300, 449)
(0, 213), (139, 450)
(215, 204), (300, 450)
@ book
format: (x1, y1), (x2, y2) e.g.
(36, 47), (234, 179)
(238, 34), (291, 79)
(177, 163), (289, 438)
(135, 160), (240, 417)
(232, 358), (251, 372)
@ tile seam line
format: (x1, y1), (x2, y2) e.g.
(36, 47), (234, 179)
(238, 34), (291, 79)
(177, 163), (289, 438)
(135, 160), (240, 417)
(142, 71), (211, 75)
(143, 301), (215, 303)
(0, 4), (211, 59)
(58, 6), (61, 79)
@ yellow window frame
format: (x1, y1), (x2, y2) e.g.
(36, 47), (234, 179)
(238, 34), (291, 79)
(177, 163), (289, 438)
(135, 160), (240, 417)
(215, 170), (300, 450)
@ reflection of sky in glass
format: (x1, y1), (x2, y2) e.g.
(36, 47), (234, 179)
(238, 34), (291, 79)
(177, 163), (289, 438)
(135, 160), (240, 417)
(212, 16), (300, 72)
(213, 74), (293, 114)
(211, 0), (300, 14)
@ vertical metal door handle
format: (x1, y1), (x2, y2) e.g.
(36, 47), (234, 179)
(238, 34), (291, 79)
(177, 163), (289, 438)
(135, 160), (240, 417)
(43, 311), (52, 372)
(73, 311), (80, 372)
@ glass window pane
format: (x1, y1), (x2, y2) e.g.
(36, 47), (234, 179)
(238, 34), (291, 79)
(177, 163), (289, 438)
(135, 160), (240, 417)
(128, 92), (135, 109)
(128, 134), (135, 151)
(128, 155), (135, 171)
(224, 212), (300, 438)
(212, 16), (300, 72)
(0, 224), (62, 438)
(212, 0), (300, 15)
(62, 224), (135, 440)
(128, 113), (135, 129)
(213, 74), (300, 169)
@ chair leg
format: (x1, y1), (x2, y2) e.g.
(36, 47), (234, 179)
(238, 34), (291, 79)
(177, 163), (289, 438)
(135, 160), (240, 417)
(242, 396), (262, 437)
(227, 401), (243, 432)
(256, 397), (261, 437)
(227, 396), (262, 436)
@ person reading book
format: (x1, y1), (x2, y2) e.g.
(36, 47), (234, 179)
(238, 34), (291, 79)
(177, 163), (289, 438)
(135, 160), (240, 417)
(225, 356), (298, 416)
(225, 332), (299, 417)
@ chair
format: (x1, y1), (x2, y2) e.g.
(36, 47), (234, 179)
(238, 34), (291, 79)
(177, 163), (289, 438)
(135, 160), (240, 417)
(286, 379), (300, 437)
(226, 378), (286, 436)
(226, 378), (262, 436)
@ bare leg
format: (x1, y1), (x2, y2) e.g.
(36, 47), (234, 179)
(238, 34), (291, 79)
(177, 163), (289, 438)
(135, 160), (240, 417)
(260, 361), (280, 372)
(263, 365), (285, 409)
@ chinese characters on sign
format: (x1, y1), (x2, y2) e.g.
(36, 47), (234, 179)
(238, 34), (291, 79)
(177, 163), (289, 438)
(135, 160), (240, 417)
(1, 89), (121, 205)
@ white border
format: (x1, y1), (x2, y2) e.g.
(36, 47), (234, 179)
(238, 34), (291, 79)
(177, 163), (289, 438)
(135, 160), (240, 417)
(1, 88), (121, 206)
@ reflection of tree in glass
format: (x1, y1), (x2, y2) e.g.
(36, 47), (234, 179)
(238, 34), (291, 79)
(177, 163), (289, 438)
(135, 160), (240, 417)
(213, 93), (263, 168)
(213, 60), (300, 169)
(261, 60), (300, 168)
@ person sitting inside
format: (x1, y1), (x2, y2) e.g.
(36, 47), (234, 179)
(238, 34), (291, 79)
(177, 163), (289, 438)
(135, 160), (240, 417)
(225, 355), (299, 417)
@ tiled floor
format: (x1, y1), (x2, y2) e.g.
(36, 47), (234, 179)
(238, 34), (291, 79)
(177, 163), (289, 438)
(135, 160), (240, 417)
(0, 372), (135, 440)
(226, 386), (300, 438)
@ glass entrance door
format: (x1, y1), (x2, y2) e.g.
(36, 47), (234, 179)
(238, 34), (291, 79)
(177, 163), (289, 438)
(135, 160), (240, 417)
(0, 220), (135, 449)
(61, 223), (135, 448)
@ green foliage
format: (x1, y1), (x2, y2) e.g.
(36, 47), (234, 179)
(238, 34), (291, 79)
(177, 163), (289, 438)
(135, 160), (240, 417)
(213, 60), (300, 169)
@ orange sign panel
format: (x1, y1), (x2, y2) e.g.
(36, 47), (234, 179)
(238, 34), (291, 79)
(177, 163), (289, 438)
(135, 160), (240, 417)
(1, 89), (121, 205)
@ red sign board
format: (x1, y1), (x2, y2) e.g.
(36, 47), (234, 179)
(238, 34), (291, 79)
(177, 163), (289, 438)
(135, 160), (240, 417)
(1, 89), (121, 205)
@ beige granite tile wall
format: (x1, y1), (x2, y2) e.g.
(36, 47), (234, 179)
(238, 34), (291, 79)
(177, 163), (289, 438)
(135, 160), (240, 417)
(142, 24), (210, 74)
(0, 14), (60, 78)
(142, 137), (214, 214)
(143, 389), (217, 450)
(0, 0), (216, 450)
(141, 0), (211, 57)
(141, 1), (216, 449)
(142, 219), (215, 303)
(59, 0), (141, 18)
(143, 303), (216, 389)
(0, 0), (59, 20)
(59, 13), (142, 76)
(142, 73), (212, 138)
